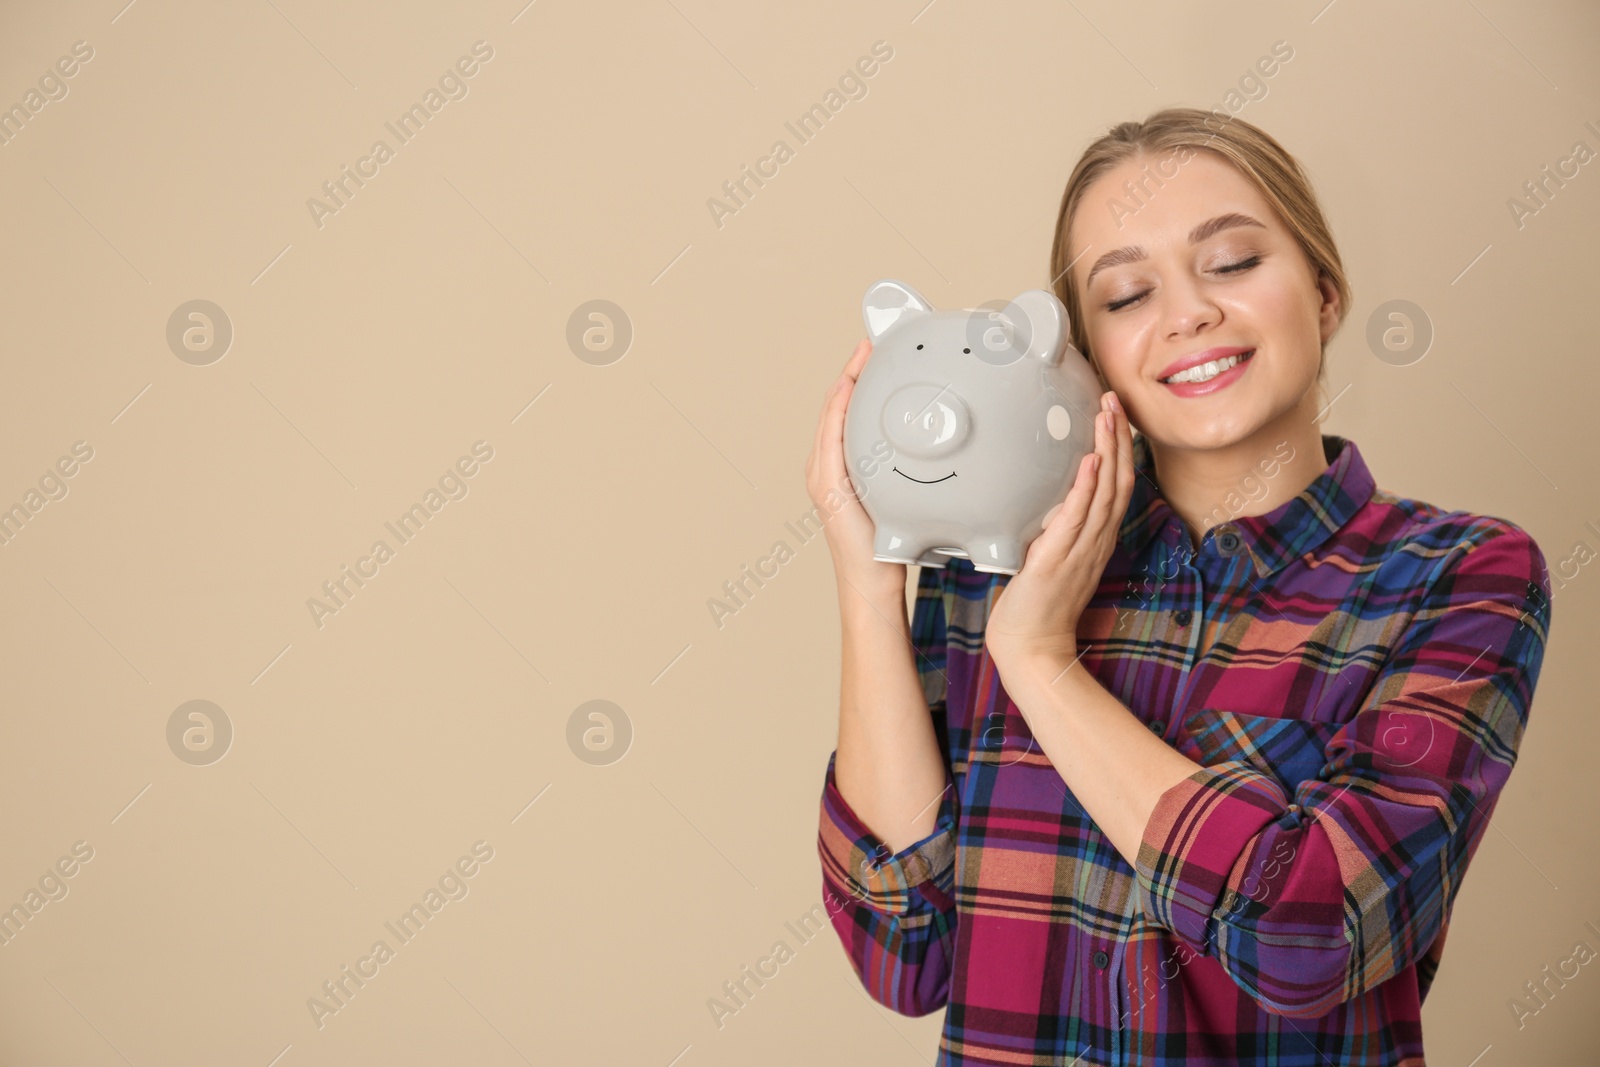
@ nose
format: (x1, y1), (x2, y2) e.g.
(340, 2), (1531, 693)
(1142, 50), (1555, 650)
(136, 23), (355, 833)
(1161, 273), (1222, 340)
(882, 383), (970, 459)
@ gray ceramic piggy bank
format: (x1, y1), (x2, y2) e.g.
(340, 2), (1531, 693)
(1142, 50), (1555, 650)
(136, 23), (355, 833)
(843, 279), (1103, 574)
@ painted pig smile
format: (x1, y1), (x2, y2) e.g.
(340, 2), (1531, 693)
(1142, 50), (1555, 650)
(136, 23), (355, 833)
(893, 467), (956, 484)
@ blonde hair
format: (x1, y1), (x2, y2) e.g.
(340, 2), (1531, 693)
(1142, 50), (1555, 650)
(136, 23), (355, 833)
(1048, 107), (1350, 402)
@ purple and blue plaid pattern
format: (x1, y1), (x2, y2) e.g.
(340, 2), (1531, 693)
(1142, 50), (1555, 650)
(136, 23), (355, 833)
(818, 433), (1553, 1066)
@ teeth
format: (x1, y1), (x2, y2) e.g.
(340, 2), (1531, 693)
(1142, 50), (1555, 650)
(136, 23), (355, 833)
(1164, 350), (1251, 384)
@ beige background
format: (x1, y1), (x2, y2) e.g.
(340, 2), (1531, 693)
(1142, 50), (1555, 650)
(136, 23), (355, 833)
(0, 0), (1595, 1063)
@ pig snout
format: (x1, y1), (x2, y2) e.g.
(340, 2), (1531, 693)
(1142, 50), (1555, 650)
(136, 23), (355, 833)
(882, 383), (971, 459)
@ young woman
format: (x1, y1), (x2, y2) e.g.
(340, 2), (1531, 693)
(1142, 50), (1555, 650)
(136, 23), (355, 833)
(808, 108), (1554, 1066)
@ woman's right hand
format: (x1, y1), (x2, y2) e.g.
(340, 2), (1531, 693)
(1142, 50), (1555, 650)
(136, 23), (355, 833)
(805, 339), (907, 605)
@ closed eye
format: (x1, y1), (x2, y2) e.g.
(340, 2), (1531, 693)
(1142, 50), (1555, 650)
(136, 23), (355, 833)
(1104, 255), (1264, 312)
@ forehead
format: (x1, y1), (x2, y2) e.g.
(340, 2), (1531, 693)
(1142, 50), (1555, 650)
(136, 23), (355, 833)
(1070, 150), (1277, 275)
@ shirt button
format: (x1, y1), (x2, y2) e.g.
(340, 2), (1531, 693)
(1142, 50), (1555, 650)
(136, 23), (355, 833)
(1093, 950), (1110, 969)
(1148, 719), (1163, 733)
(1174, 609), (1193, 626)
(1217, 529), (1242, 554)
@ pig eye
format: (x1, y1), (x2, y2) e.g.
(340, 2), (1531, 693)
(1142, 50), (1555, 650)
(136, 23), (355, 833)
(963, 348), (970, 353)
(916, 344), (924, 349)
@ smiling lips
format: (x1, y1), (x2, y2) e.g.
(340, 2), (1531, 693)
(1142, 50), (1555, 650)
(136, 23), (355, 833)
(1158, 345), (1255, 382)
(1159, 346), (1256, 396)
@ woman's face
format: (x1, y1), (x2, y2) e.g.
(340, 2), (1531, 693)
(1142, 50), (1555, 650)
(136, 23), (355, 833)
(1069, 148), (1339, 453)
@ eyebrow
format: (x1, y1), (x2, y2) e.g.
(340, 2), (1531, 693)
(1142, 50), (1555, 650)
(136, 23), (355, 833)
(1081, 212), (1267, 289)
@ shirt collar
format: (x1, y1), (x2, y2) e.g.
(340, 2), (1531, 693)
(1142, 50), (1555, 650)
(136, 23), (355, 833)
(1117, 431), (1376, 578)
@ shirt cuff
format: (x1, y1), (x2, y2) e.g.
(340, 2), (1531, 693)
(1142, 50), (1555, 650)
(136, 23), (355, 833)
(818, 750), (955, 916)
(1134, 761), (1290, 953)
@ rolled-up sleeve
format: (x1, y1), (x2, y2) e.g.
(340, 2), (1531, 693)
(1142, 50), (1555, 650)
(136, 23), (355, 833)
(817, 562), (960, 1017)
(819, 750), (956, 915)
(1134, 520), (1553, 1019)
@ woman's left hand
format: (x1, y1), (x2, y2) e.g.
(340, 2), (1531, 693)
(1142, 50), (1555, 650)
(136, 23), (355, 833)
(985, 390), (1135, 678)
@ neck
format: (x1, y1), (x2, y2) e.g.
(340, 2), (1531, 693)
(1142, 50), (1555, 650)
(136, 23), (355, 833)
(1146, 390), (1330, 546)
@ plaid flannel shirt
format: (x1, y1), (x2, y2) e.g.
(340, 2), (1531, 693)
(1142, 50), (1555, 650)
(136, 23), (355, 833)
(817, 433), (1553, 1066)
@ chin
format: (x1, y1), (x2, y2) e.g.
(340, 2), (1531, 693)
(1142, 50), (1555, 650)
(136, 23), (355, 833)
(1155, 410), (1265, 452)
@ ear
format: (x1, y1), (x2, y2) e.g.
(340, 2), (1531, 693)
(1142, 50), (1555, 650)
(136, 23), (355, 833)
(862, 279), (934, 340)
(995, 289), (1068, 363)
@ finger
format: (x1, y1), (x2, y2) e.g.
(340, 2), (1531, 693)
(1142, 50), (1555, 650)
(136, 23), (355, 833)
(808, 382), (832, 481)
(812, 372), (839, 466)
(1097, 405), (1120, 504)
(830, 346), (869, 468)
(822, 365), (863, 497)
(844, 337), (873, 379)
(1066, 407), (1117, 570)
(822, 339), (866, 409)
(832, 339), (877, 488)
(818, 340), (867, 457)
(1081, 405), (1118, 538)
(1036, 451), (1098, 557)
(1112, 393), (1135, 509)
(812, 342), (865, 485)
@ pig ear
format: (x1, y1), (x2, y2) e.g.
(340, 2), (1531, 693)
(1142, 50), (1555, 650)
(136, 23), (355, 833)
(863, 279), (934, 340)
(997, 290), (1069, 363)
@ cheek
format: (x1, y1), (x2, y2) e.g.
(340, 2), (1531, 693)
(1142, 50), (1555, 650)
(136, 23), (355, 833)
(1086, 320), (1149, 385)
(1233, 273), (1324, 371)
(1248, 266), (1321, 337)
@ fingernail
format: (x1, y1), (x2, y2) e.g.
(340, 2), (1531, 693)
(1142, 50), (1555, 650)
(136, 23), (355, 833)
(1108, 393), (1121, 413)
